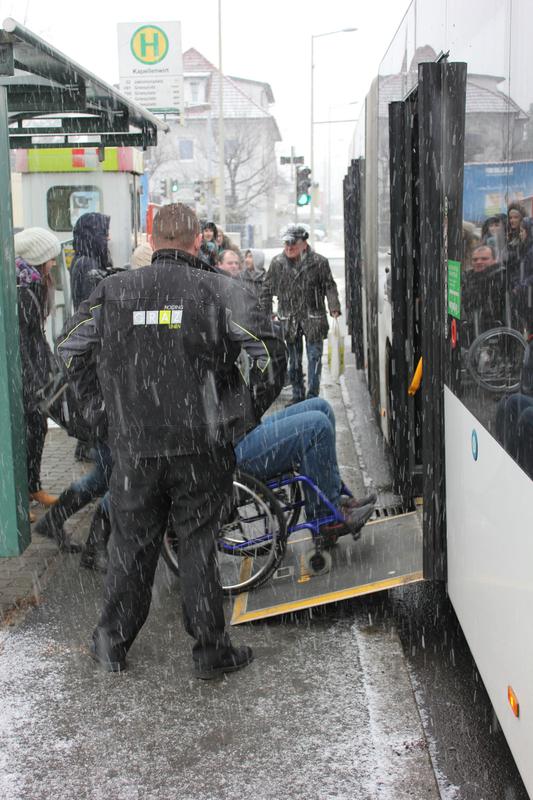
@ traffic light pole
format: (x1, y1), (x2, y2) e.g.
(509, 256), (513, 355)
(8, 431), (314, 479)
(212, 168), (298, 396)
(291, 145), (298, 222)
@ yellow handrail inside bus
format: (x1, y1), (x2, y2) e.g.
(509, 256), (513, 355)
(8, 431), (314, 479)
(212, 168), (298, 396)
(408, 357), (423, 396)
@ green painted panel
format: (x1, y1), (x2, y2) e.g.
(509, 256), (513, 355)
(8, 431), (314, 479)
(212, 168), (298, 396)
(0, 86), (30, 557)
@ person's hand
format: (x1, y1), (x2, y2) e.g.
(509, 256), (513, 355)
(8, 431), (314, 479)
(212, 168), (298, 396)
(331, 310), (341, 318)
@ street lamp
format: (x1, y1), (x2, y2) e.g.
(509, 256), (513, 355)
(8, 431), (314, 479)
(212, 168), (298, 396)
(310, 27), (357, 247)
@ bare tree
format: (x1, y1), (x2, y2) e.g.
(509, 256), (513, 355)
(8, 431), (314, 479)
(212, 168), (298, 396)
(215, 121), (277, 224)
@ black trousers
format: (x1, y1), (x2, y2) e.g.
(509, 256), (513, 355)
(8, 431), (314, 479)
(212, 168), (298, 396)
(92, 445), (235, 663)
(25, 407), (48, 493)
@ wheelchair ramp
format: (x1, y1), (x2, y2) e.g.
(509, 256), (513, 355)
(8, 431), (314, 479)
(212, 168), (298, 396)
(230, 510), (424, 624)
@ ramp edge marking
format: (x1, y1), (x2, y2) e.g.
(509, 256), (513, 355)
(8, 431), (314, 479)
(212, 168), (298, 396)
(229, 557), (253, 623)
(230, 570), (424, 625)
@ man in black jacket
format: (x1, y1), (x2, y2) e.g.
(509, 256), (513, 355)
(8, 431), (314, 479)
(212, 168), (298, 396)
(263, 225), (341, 404)
(58, 203), (283, 678)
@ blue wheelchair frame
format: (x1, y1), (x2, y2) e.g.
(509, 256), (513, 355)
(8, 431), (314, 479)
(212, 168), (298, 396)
(218, 472), (353, 557)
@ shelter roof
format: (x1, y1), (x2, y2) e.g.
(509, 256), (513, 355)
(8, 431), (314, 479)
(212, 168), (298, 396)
(0, 17), (168, 150)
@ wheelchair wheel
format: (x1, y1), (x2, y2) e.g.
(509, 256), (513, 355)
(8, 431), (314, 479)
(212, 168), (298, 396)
(267, 474), (303, 530)
(466, 327), (525, 394)
(161, 472), (287, 597)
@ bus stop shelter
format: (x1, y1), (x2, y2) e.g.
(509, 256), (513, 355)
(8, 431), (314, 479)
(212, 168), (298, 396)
(0, 18), (168, 557)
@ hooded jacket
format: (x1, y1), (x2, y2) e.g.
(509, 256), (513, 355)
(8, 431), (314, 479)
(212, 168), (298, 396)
(57, 249), (286, 458)
(70, 213), (112, 310)
(262, 245), (341, 343)
(16, 258), (55, 408)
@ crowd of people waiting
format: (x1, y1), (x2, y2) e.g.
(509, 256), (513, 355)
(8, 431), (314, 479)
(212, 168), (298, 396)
(14, 206), (373, 677)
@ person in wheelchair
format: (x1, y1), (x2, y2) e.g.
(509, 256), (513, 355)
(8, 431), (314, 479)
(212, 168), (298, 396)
(234, 396), (376, 541)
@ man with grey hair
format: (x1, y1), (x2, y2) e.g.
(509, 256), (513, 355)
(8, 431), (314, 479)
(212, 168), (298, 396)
(263, 224), (341, 404)
(57, 203), (284, 678)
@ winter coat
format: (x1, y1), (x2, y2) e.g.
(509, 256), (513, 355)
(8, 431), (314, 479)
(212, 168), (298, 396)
(239, 249), (266, 302)
(262, 246), (341, 343)
(462, 263), (506, 343)
(70, 213), (112, 310)
(16, 260), (56, 410)
(57, 249), (286, 458)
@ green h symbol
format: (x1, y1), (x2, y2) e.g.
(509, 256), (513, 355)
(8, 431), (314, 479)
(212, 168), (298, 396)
(140, 31), (159, 58)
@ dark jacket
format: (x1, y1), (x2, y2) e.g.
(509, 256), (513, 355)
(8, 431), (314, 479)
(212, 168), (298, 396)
(17, 279), (55, 410)
(462, 263), (506, 343)
(70, 213), (112, 310)
(57, 249), (286, 458)
(262, 246), (341, 342)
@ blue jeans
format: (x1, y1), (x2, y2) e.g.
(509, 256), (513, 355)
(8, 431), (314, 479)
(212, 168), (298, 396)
(234, 398), (342, 518)
(287, 332), (323, 401)
(70, 441), (113, 501)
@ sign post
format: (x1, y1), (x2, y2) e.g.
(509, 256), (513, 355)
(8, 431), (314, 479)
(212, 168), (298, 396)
(117, 22), (183, 116)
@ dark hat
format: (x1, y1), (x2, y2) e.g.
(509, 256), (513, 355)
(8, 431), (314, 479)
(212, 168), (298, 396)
(282, 224), (309, 245)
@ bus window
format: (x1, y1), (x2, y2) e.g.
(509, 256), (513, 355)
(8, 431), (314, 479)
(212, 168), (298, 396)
(47, 185), (102, 231)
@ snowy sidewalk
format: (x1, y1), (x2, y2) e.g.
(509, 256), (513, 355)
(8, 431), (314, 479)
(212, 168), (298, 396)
(0, 356), (439, 800)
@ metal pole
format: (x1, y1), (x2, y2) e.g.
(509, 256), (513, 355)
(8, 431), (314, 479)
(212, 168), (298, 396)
(310, 35), (315, 248)
(217, 0), (226, 229)
(309, 28), (357, 248)
(0, 84), (30, 557)
(291, 144), (298, 222)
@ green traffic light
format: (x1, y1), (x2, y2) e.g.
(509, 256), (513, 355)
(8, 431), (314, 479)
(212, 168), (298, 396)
(297, 193), (311, 206)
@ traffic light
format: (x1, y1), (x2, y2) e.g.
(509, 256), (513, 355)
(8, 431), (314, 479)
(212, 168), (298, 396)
(194, 181), (202, 202)
(296, 166), (312, 206)
(159, 177), (168, 198)
(170, 178), (179, 193)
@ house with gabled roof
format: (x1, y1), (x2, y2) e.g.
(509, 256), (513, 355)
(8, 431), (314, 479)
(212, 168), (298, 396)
(147, 47), (281, 246)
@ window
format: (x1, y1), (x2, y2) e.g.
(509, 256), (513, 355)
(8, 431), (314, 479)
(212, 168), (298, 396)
(47, 185), (102, 231)
(189, 81), (199, 103)
(179, 139), (194, 161)
(184, 77), (206, 105)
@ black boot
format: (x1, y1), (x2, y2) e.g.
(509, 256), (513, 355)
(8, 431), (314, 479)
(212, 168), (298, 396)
(34, 487), (89, 553)
(80, 502), (110, 573)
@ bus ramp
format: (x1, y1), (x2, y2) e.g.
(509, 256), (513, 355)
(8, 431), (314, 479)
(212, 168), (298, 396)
(231, 508), (424, 624)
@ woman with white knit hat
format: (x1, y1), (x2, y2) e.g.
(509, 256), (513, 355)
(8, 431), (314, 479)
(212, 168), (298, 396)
(14, 227), (80, 551)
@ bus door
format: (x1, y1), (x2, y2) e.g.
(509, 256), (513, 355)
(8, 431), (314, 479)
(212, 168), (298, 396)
(419, 61), (466, 579)
(388, 88), (423, 501)
(344, 158), (365, 369)
(388, 61), (466, 578)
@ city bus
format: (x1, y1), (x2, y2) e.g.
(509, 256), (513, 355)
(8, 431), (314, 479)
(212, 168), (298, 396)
(343, 0), (533, 794)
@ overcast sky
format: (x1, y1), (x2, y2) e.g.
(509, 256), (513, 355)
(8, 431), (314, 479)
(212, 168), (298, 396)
(0, 1), (411, 164)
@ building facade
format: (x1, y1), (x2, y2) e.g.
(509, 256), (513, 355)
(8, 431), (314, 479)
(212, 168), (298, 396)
(147, 48), (281, 246)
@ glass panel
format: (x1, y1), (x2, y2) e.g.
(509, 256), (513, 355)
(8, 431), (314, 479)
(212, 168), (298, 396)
(451, 0), (533, 480)
(487, 0), (533, 479)
(47, 185), (102, 231)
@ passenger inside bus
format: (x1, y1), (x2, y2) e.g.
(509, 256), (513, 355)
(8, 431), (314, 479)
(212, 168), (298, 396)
(496, 335), (533, 480)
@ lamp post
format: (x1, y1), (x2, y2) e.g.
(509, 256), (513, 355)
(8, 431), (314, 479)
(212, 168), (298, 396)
(218, 0), (226, 228)
(310, 27), (357, 247)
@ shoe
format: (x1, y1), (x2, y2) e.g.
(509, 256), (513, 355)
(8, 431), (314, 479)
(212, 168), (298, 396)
(30, 490), (58, 507)
(75, 442), (94, 463)
(194, 645), (254, 680)
(89, 641), (126, 673)
(80, 549), (108, 574)
(34, 513), (82, 553)
(80, 502), (110, 573)
(340, 492), (378, 510)
(320, 501), (375, 543)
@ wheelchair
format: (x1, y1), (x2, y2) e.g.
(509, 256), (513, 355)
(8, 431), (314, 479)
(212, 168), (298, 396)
(466, 326), (525, 394)
(161, 470), (360, 596)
